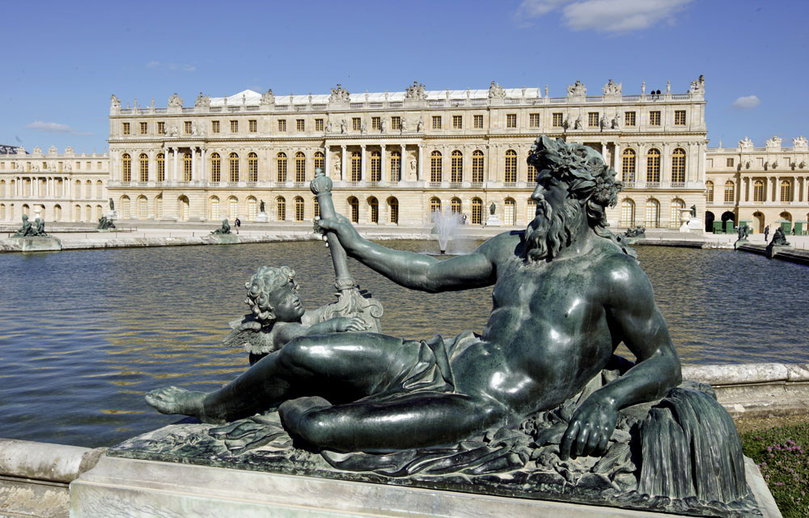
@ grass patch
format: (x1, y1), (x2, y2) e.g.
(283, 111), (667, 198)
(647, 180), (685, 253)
(740, 421), (809, 518)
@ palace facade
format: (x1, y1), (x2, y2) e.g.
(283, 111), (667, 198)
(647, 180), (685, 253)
(0, 145), (108, 224)
(705, 136), (809, 234)
(100, 77), (708, 229)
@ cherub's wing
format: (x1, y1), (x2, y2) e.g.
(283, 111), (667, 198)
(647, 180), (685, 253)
(223, 318), (276, 354)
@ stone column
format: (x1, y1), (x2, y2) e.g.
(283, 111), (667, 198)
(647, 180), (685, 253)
(324, 145), (330, 176)
(400, 144), (406, 182)
(172, 148), (178, 182)
(191, 147), (197, 183)
(614, 142), (621, 177)
(417, 145), (423, 181)
(380, 144), (386, 183)
(200, 148), (207, 184)
(340, 145), (347, 181)
(361, 144), (366, 182)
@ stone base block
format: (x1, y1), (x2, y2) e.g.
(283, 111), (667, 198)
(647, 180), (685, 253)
(70, 455), (779, 518)
(5, 236), (62, 252)
(256, 212), (269, 223)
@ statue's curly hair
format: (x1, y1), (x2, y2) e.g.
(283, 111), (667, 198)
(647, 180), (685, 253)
(244, 265), (298, 324)
(528, 136), (635, 257)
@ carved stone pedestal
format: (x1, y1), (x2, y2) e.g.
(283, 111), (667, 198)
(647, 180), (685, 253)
(6, 236), (62, 252)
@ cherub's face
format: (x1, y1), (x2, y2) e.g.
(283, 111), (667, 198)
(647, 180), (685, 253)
(268, 281), (304, 322)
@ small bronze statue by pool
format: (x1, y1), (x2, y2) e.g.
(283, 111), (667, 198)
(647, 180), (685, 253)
(139, 136), (758, 516)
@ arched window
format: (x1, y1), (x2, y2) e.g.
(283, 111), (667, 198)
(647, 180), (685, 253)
(671, 148), (686, 184)
(157, 153), (165, 182)
(705, 180), (714, 202)
(646, 149), (660, 184)
(248, 152), (258, 182)
(313, 198), (320, 219)
(178, 196), (190, 221)
(368, 197), (379, 223)
(347, 196), (359, 222)
(724, 181), (735, 203)
(430, 197), (441, 213)
(210, 197), (220, 220)
(472, 150), (484, 183)
(451, 150), (463, 183)
(295, 152), (306, 183)
(122, 153), (131, 182)
(389, 151), (401, 182)
(247, 197), (257, 220)
(154, 194), (163, 219)
(471, 197), (483, 225)
(277, 152), (287, 182)
(387, 197), (398, 224)
(229, 197), (238, 220)
(670, 199), (685, 229)
(276, 196), (286, 221)
(780, 179), (793, 202)
(450, 197), (461, 214)
(369, 151), (381, 182)
(622, 149), (636, 184)
(229, 153), (239, 182)
(645, 199), (660, 228)
(620, 199), (635, 227)
(780, 211), (792, 222)
(504, 150), (517, 183)
(294, 196), (304, 222)
(138, 195), (148, 219)
(314, 151), (324, 173)
(210, 153), (221, 182)
(430, 151), (442, 183)
(139, 153), (149, 182)
(120, 196), (131, 219)
(526, 198), (536, 221)
(753, 180), (766, 202)
(527, 151), (537, 182)
(351, 152), (362, 182)
(504, 198), (516, 225)
(183, 152), (192, 181)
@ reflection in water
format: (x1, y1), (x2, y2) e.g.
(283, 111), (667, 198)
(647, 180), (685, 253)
(0, 241), (806, 447)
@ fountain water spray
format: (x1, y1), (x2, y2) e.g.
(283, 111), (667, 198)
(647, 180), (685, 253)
(431, 209), (463, 254)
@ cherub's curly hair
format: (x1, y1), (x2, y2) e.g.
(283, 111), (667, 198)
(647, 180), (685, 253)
(244, 265), (298, 324)
(528, 136), (635, 257)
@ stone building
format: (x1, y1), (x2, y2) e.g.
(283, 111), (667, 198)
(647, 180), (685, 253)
(0, 145), (108, 224)
(105, 77), (708, 229)
(705, 136), (809, 234)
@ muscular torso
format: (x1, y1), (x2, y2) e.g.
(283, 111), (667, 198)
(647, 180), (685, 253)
(451, 233), (620, 416)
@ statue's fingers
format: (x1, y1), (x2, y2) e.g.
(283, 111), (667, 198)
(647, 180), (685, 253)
(585, 428), (601, 456)
(559, 421), (579, 460)
(574, 426), (591, 458)
(596, 431), (610, 456)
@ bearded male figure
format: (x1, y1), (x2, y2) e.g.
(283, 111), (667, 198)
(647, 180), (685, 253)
(147, 136), (682, 460)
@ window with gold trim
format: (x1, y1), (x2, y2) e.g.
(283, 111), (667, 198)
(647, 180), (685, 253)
(276, 196), (286, 221)
(588, 112), (599, 127)
(649, 111), (661, 126)
(504, 150), (517, 183)
(622, 149), (636, 184)
(451, 150), (463, 183)
(529, 113), (540, 128)
(348, 197), (359, 222)
(705, 181), (714, 202)
(184, 121), (192, 134)
(753, 180), (765, 202)
(552, 113), (563, 127)
(314, 151), (324, 172)
(140, 122), (148, 135)
(369, 151), (381, 182)
(388, 197), (398, 223)
(278, 119), (286, 132)
(296, 119), (304, 132)
(352, 118), (361, 131)
(139, 154), (149, 182)
(474, 114), (484, 129)
(248, 152), (258, 182)
(229, 153), (239, 182)
(372, 117), (381, 130)
(646, 149), (661, 183)
(230, 120), (238, 133)
(472, 150), (484, 183)
(157, 153), (165, 182)
(249, 119), (257, 132)
(452, 115), (462, 129)
(430, 197), (441, 213)
(724, 181), (735, 203)
(183, 152), (192, 181)
(451, 197), (461, 214)
(157, 121), (166, 134)
(210, 153), (221, 182)
(430, 151), (442, 183)
(389, 150), (401, 182)
(277, 152), (287, 182)
(674, 110), (686, 126)
(391, 116), (401, 130)
(212, 121), (220, 134)
(294, 196), (304, 222)
(368, 197), (379, 224)
(315, 118), (324, 131)
(432, 116), (442, 129)
(351, 152), (362, 181)
(471, 198), (482, 224)
(781, 179), (793, 201)
(295, 152), (306, 183)
(122, 122), (130, 135)
(671, 148), (686, 184)
(624, 111), (636, 127)
(506, 114), (517, 128)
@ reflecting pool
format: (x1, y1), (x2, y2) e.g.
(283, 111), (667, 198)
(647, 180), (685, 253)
(0, 240), (806, 447)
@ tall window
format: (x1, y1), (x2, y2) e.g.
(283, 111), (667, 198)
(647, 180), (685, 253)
(296, 119), (304, 132)
(212, 121), (220, 134)
(348, 197), (359, 222)
(527, 152), (537, 182)
(624, 111), (636, 126)
(122, 122), (130, 135)
(726, 157), (735, 167)
(139, 154), (149, 182)
(249, 119), (257, 132)
(211, 153), (221, 182)
(314, 152), (324, 172)
(352, 117), (361, 131)
(506, 114), (517, 128)
(529, 113), (540, 128)
(157, 153), (165, 182)
(587, 112), (599, 127)
(391, 116), (401, 130)
(451, 197), (461, 214)
(184, 121), (192, 134)
(781, 179), (793, 201)
(295, 152), (306, 183)
(552, 113), (563, 127)
(504, 150), (517, 183)
(472, 150), (484, 183)
(671, 148), (686, 184)
(621, 199), (635, 227)
(313, 198), (320, 218)
(294, 196), (304, 222)
(389, 150), (401, 182)
(368, 197), (379, 223)
(432, 116), (442, 129)
(372, 117), (381, 130)
(622, 149), (636, 184)
(724, 181), (735, 203)
(351, 152), (362, 182)
(315, 119), (324, 131)
(474, 114), (483, 129)
(649, 111), (661, 126)
(504, 198), (516, 225)
(229, 153), (239, 182)
(277, 153), (287, 182)
(471, 198), (482, 225)
(646, 149), (661, 184)
(705, 181), (714, 202)
(388, 197), (398, 224)
(276, 196), (286, 221)
(248, 198), (257, 220)
(369, 151), (381, 182)
(645, 199), (660, 228)
(430, 151), (442, 183)
(278, 119), (286, 132)
(122, 154), (131, 182)
(140, 122), (148, 135)
(451, 150), (463, 183)
(452, 115), (462, 129)
(674, 110), (686, 126)
(430, 197), (441, 213)
(248, 152), (258, 182)
(753, 180), (765, 202)
(230, 120), (239, 133)
(183, 152), (192, 181)
(526, 199), (536, 221)
(670, 199), (685, 228)
(158, 121), (166, 134)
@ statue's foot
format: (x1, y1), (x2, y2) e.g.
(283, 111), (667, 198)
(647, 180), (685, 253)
(278, 396), (332, 443)
(145, 386), (206, 420)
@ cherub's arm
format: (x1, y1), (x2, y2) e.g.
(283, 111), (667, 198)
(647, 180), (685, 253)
(306, 316), (367, 334)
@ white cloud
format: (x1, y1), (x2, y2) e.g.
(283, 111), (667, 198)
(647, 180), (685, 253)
(732, 95), (760, 109)
(517, 0), (693, 33)
(26, 121), (92, 136)
(146, 60), (196, 72)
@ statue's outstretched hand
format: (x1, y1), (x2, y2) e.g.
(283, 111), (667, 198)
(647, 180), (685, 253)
(331, 316), (368, 332)
(559, 394), (617, 460)
(315, 214), (361, 248)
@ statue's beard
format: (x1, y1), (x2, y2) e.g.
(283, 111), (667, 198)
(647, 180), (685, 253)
(525, 198), (585, 262)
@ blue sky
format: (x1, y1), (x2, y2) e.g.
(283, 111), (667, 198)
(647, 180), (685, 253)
(1, 0), (807, 153)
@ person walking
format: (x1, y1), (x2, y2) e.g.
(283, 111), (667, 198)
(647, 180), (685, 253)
(234, 217), (241, 234)
(764, 224), (770, 242)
